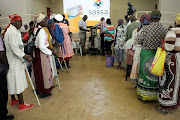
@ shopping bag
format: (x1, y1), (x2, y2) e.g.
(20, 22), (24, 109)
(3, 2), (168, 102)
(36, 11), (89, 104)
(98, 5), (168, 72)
(150, 41), (166, 76)
(106, 56), (114, 67)
(126, 49), (134, 65)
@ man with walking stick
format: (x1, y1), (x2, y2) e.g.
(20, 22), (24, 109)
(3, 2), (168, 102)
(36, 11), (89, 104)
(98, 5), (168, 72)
(4, 14), (34, 110)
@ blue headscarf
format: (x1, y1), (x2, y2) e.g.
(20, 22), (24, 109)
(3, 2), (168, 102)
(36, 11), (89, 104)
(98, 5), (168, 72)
(48, 19), (54, 25)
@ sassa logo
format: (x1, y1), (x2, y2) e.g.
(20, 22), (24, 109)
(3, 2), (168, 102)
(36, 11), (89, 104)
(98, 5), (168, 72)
(93, 0), (103, 9)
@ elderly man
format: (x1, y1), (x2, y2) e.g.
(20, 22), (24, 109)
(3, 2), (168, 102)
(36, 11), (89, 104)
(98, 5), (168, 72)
(95, 17), (107, 55)
(78, 15), (90, 55)
(137, 10), (168, 102)
(4, 14), (34, 110)
(125, 16), (140, 41)
(50, 11), (56, 19)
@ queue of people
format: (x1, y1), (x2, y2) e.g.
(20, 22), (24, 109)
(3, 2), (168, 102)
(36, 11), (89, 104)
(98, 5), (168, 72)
(94, 8), (180, 114)
(114, 10), (180, 114)
(0, 12), (74, 120)
(0, 3), (180, 120)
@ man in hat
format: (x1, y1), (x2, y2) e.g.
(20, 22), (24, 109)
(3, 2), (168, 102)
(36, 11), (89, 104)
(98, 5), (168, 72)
(4, 14), (34, 110)
(125, 16), (140, 41)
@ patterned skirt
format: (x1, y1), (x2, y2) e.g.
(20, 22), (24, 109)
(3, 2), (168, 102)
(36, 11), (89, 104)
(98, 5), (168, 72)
(158, 52), (180, 109)
(137, 49), (158, 101)
(33, 48), (53, 94)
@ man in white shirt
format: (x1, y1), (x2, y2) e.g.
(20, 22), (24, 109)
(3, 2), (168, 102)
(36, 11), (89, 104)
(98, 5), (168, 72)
(50, 11), (56, 19)
(4, 14), (34, 111)
(78, 15), (89, 55)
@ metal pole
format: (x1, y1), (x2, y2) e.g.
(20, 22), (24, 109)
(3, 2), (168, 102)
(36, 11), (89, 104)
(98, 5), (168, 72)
(59, 46), (68, 73)
(22, 59), (41, 107)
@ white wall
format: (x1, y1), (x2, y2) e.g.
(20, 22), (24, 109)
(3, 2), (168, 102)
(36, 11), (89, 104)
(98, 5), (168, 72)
(0, 0), (63, 29)
(28, 0), (63, 15)
(159, 0), (180, 27)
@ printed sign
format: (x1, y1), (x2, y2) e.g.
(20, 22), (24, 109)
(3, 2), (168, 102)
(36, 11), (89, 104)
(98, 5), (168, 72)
(63, 0), (110, 32)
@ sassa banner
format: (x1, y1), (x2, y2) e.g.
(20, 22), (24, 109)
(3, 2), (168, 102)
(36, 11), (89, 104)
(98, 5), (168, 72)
(63, 0), (110, 32)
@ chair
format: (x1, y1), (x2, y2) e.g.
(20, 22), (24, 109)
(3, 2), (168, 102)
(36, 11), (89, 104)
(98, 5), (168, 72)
(72, 40), (82, 56)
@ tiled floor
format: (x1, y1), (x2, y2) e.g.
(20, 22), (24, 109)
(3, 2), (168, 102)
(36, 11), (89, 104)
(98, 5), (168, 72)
(7, 55), (180, 120)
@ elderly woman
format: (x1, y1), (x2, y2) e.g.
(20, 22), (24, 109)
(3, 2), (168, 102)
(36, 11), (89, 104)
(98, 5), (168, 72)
(33, 13), (54, 98)
(114, 19), (126, 69)
(54, 14), (74, 68)
(130, 14), (151, 80)
(154, 13), (180, 114)
(4, 14), (34, 110)
(104, 18), (115, 55)
(137, 10), (168, 101)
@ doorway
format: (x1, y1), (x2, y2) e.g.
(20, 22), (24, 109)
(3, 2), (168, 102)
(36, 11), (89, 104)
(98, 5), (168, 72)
(47, 7), (51, 18)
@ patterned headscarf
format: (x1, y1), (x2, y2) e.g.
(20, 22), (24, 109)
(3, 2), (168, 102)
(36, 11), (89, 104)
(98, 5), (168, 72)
(2, 14), (22, 36)
(9, 14), (22, 23)
(140, 14), (151, 25)
(137, 14), (151, 32)
(175, 13), (180, 25)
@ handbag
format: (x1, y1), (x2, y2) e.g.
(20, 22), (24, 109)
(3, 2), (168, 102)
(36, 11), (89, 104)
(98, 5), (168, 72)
(150, 40), (166, 76)
(126, 46), (135, 65)
(24, 28), (41, 57)
(106, 56), (114, 67)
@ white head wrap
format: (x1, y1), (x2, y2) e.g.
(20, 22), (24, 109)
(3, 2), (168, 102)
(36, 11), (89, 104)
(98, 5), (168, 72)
(54, 14), (63, 22)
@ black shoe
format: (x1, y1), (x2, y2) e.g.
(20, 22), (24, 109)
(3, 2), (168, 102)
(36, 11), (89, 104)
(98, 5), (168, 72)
(67, 66), (71, 69)
(82, 53), (86, 56)
(39, 93), (52, 98)
(4, 115), (14, 120)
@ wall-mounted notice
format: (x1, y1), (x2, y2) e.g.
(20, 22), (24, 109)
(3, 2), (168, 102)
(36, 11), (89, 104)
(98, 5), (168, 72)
(63, 0), (110, 32)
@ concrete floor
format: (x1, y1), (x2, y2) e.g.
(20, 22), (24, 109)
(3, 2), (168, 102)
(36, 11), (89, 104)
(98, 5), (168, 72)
(7, 55), (180, 120)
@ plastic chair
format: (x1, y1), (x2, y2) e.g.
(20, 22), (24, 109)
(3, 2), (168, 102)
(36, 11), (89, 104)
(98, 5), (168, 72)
(73, 41), (82, 56)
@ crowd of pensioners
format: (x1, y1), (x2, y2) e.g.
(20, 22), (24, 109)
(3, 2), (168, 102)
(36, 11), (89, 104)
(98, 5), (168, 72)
(0, 5), (180, 120)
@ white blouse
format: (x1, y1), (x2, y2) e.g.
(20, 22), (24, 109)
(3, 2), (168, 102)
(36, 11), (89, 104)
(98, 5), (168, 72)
(34, 26), (52, 55)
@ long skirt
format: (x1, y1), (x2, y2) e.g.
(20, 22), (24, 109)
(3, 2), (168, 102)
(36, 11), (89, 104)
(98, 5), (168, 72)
(33, 48), (53, 94)
(115, 49), (124, 63)
(130, 45), (142, 80)
(130, 61), (139, 80)
(137, 49), (158, 101)
(158, 52), (180, 109)
(7, 69), (28, 95)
